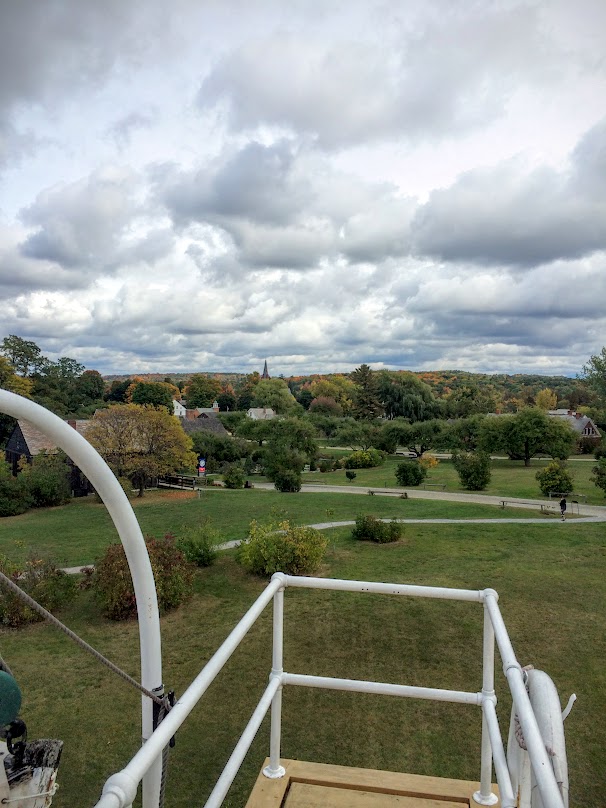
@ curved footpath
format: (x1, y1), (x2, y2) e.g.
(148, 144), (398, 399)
(61, 485), (606, 573)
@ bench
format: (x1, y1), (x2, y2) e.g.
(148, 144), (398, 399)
(422, 483), (446, 491)
(548, 492), (587, 501)
(540, 504), (559, 515)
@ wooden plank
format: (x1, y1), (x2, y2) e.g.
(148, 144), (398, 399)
(285, 781), (467, 807)
(245, 759), (497, 808)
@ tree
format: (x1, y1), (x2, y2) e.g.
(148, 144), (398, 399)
(0, 356), (33, 445)
(185, 375), (222, 408)
(591, 458), (606, 497)
(105, 378), (134, 403)
(446, 384), (497, 417)
(334, 420), (381, 450)
(535, 388), (558, 411)
(309, 376), (355, 413)
(443, 415), (486, 452)
(377, 371), (438, 421)
(308, 396), (343, 417)
(479, 409), (576, 466)
(259, 417), (317, 491)
(217, 388), (237, 412)
(582, 347), (606, 399)
(382, 419), (447, 457)
(1, 335), (45, 376)
(86, 405), (196, 496)
(129, 381), (176, 411)
(350, 364), (383, 420)
(251, 378), (297, 414)
(0, 356), (34, 397)
(73, 370), (106, 405)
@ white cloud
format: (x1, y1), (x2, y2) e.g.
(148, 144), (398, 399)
(0, 1), (605, 376)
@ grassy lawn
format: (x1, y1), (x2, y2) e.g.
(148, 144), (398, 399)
(0, 464), (603, 805)
(0, 489), (551, 567)
(305, 454), (605, 503)
(1, 519), (604, 807)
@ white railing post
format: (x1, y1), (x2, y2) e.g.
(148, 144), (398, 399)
(263, 574), (286, 779)
(0, 391), (163, 808)
(473, 591), (499, 806)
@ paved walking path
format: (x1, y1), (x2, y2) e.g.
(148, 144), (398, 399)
(61, 485), (605, 574)
(253, 482), (606, 519)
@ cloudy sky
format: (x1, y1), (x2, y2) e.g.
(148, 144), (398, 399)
(1, 0), (605, 377)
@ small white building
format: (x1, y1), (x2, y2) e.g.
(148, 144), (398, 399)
(173, 399), (187, 418)
(247, 407), (276, 421)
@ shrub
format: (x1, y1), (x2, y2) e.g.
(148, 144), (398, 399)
(351, 515), (402, 544)
(578, 436), (600, 455)
(176, 520), (220, 567)
(0, 462), (32, 517)
(595, 442), (606, 460)
(20, 452), (71, 508)
(223, 464), (246, 489)
(395, 461), (426, 487)
(590, 458), (606, 497)
(343, 448), (384, 469)
(93, 534), (194, 620)
(535, 460), (574, 497)
(452, 451), (492, 491)
(238, 519), (327, 576)
(0, 555), (77, 628)
(272, 469), (302, 492)
(419, 455), (440, 471)
(345, 470), (357, 481)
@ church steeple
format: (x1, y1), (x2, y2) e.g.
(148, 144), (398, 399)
(261, 360), (270, 379)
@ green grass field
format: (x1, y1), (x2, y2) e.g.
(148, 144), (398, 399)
(0, 488), (553, 567)
(1, 472), (604, 808)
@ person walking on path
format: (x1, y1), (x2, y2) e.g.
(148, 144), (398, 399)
(560, 497), (567, 521)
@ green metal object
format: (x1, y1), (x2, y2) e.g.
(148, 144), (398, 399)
(0, 670), (21, 726)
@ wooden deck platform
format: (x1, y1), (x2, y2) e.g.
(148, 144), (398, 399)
(246, 759), (500, 808)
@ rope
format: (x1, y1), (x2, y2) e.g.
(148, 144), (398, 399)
(0, 650), (14, 677)
(0, 570), (164, 707)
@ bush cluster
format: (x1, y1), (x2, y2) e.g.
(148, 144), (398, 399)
(535, 460), (574, 497)
(343, 448), (384, 469)
(318, 458), (340, 473)
(223, 464), (246, 489)
(238, 519), (327, 576)
(93, 533), (194, 620)
(0, 455), (72, 518)
(0, 555), (77, 628)
(395, 461), (427, 487)
(351, 515), (402, 544)
(452, 451), (491, 491)
(273, 469), (302, 492)
(176, 520), (220, 567)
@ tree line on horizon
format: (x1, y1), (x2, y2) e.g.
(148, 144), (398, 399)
(1, 334), (606, 505)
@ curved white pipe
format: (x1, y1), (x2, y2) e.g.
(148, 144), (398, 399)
(527, 669), (569, 808)
(0, 390), (163, 808)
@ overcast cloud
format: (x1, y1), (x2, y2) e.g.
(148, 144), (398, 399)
(0, 0), (605, 377)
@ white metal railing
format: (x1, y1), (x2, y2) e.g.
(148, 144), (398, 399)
(94, 573), (569, 808)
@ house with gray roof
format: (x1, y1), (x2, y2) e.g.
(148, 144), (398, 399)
(548, 409), (601, 446)
(4, 419), (93, 495)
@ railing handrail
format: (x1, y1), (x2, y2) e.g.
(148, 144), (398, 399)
(94, 574), (567, 808)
